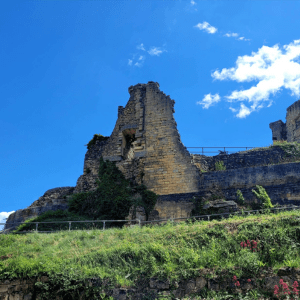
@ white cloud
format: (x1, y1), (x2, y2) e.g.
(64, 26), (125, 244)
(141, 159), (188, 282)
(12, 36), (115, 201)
(194, 22), (217, 34)
(224, 33), (239, 38)
(148, 47), (166, 56)
(210, 39), (300, 118)
(197, 93), (221, 109)
(0, 211), (15, 230)
(128, 44), (166, 68)
(137, 43), (145, 51)
(191, 0), (196, 6)
(238, 36), (251, 41)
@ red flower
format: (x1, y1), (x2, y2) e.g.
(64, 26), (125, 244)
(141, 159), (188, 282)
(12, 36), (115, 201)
(247, 279), (251, 282)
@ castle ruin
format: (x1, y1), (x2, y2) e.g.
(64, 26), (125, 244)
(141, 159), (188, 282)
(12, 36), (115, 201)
(269, 99), (300, 143)
(5, 82), (300, 230)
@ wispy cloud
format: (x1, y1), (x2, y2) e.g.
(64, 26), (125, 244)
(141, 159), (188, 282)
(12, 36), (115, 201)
(238, 36), (251, 41)
(210, 39), (300, 118)
(197, 93), (221, 109)
(191, 0), (196, 6)
(194, 22), (217, 34)
(137, 43), (145, 51)
(224, 32), (250, 41)
(128, 44), (167, 67)
(224, 33), (239, 38)
(0, 211), (15, 230)
(148, 47), (166, 56)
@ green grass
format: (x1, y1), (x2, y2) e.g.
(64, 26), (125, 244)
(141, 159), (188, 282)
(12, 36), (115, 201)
(1, 209), (300, 299)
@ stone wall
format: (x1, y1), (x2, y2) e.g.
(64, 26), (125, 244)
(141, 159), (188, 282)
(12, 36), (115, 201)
(192, 145), (287, 172)
(1, 267), (299, 299)
(89, 81), (200, 195)
(270, 99), (300, 143)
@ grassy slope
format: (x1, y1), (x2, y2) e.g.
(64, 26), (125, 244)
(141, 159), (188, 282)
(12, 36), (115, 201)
(1, 210), (300, 290)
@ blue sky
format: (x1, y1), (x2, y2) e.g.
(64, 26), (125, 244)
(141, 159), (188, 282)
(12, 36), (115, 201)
(1, 0), (300, 228)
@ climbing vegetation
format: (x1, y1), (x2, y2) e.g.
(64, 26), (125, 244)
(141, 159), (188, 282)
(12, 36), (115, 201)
(68, 157), (157, 224)
(85, 134), (109, 150)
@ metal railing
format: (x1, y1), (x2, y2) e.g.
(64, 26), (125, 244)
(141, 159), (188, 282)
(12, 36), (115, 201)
(187, 147), (260, 155)
(1, 205), (299, 234)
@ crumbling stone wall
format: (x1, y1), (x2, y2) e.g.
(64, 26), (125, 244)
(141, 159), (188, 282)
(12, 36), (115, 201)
(80, 81), (200, 195)
(192, 145), (288, 172)
(270, 99), (300, 143)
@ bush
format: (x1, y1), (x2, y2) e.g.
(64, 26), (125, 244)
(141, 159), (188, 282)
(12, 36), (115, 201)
(252, 185), (273, 209)
(69, 157), (157, 225)
(85, 134), (109, 150)
(236, 189), (245, 205)
(215, 161), (226, 171)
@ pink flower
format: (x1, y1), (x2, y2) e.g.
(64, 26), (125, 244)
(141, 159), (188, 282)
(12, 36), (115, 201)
(235, 281), (240, 287)
(279, 279), (284, 285)
(293, 281), (299, 288)
(247, 279), (251, 282)
(233, 275), (237, 281)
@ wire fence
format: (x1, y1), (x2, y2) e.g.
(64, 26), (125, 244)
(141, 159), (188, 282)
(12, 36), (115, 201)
(187, 146), (260, 155)
(1, 205), (300, 234)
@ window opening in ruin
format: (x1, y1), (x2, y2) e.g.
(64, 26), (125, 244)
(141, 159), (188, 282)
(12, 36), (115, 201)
(122, 129), (136, 160)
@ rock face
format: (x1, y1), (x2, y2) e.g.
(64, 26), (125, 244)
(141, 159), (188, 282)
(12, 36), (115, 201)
(270, 99), (300, 143)
(202, 199), (239, 214)
(4, 187), (74, 231)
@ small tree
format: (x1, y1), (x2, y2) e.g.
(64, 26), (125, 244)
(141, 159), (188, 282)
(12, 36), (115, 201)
(252, 185), (273, 209)
(236, 189), (245, 205)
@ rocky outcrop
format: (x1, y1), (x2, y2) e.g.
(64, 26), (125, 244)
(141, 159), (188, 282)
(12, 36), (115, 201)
(4, 187), (75, 232)
(202, 199), (239, 214)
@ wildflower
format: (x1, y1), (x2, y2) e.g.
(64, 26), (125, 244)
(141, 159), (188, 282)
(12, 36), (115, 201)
(233, 275), (237, 281)
(247, 279), (251, 283)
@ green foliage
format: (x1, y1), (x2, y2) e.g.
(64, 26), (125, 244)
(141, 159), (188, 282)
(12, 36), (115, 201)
(69, 157), (157, 224)
(215, 160), (226, 171)
(1, 210), (300, 299)
(236, 189), (245, 205)
(251, 185), (274, 209)
(86, 134), (109, 150)
(191, 196), (205, 216)
(14, 210), (93, 232)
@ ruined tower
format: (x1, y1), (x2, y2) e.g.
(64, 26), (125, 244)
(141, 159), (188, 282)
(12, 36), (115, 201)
(269, 99), (300, 143)
(75, 81), (201, 195)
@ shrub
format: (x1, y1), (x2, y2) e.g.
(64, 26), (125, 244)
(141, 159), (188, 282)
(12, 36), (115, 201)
(215, 161), (226, 171)
(69, 157), (157, 225)
(252, 185), (273, 209)
(85, 134), (109, 150)
(236, 189), (245, 205)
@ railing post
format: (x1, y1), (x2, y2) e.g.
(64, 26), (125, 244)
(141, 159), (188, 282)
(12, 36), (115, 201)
(36, 222), (38, 232)
(69, 222), (71, 231)
(138, 219), (141, 228)
(207, 216), (210, 221)
(202, 147), (204, 155)
(103, 221), (105, 230)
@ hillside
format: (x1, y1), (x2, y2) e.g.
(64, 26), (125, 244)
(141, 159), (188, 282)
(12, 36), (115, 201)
(1, 209), (300, 299)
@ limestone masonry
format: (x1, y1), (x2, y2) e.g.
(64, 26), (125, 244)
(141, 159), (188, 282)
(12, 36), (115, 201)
(270, 99), (300, 143)
(4, 82), (300, 230)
